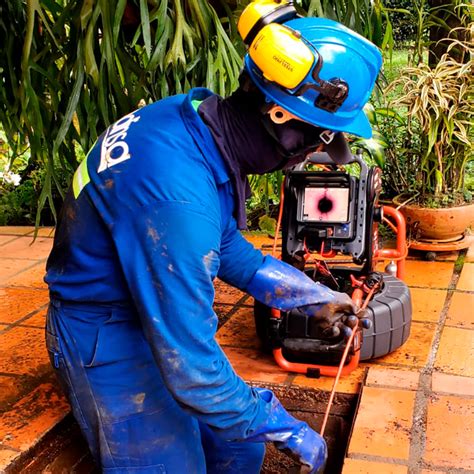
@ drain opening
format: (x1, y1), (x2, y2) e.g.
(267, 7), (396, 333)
(257, 384), (359, 474)
(15, 386), (359, 474)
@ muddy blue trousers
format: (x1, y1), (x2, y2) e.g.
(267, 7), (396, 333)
(46, 299), (265, 473)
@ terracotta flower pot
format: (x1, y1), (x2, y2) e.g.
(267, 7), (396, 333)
(393, 196), (474, 241)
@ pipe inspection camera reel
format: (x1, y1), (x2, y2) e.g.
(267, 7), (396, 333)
(254, 152), (412, 377)
(239, 1), (412, 377)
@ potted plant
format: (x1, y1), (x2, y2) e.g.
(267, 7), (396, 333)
(381, 24), (473, 242)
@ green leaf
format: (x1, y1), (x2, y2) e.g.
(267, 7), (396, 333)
(139, 0), (152, 61)
(148, 16), (172, 72)
(434, 169), (443, 194)
(53, 43), (85, 158)
(374, 107), (405, 125)
(80, 0), (94, 30)
(113, 0), (128, 46)
(84, 3), (100, 86)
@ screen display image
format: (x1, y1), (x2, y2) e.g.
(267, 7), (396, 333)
(302, 187), (350, 223)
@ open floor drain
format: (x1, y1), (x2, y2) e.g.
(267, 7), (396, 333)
(255, 382), (360, 474)
(10, 384), (359, 474)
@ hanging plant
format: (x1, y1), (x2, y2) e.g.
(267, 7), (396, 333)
(0, 0), (242, 225)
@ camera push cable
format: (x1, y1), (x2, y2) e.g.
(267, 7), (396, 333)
(270, 169), (380, 438)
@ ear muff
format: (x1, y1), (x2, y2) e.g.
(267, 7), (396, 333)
(242, 13), (382, 137)
(246, 21), (350, 112)
(238, 0), (297, 45)
(249, 23), (314, 90)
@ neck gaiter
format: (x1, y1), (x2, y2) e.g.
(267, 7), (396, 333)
(198, 88), (286, 229)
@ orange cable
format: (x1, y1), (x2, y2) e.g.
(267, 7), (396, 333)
(272, 165), (380, 438)
(272, 179), (286, 257)
(319, 283), (379, 437)
(382, 216), (398, 234)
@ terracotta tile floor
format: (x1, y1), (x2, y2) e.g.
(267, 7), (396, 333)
(0, 226), (473, 473)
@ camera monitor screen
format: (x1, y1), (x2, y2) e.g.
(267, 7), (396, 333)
(302, 187), (350, 223)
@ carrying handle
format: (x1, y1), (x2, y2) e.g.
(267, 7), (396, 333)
(294, 149), (366, 172)
(306, 151), (363, 166)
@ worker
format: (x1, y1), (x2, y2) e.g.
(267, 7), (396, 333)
(44, 2), (382, 473)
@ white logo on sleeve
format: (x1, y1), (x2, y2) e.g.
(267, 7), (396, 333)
(98, 112), (140, 173)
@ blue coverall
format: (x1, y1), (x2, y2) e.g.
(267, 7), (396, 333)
(46, 87), (334, 473)
(45, 88), (279, 472)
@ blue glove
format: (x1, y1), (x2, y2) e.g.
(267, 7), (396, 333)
(247, 388), (327, 473)
(246, 256), (335, 310)
(246, 256), (370, 339)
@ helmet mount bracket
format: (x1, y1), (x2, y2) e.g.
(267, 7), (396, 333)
(293, 47), (350, 113)
(268, 105), (302, 124)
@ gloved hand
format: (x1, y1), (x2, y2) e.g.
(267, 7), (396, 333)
(246, 256), (371, 340)
(247, 388), (327, 473)
(298, 291), (370, 340)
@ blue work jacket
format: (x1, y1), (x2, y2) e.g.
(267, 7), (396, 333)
(45, 88), (269, 440)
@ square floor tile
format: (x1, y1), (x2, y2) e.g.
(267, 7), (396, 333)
(19, 308), (47, 328)
(0, 326), (50, 376)
(465, 240), (474, 263)
(223, 346), (289, 385)
(216, 307), (259, 350)
(410, 288), (447, 323)
(0, 236), (18, 246)
(347, 386), (415, 460)
(373, 322), (436, 368)
(0, 237), (53, 260)
(30, 227), (55, 238)
(0, 288), (49, 324)
(0, 383), (68, 451)
(213, 279), (247, 305)
(424, 395), (474, 470)
(457, 263), (474, 291)
(214, 304), (233, 327)
(365, 367), (419, 390)
(0, 226), (34, 236)
(431, 372), (474, 396)
(435, 326), (474, 377)
(0, 259), (38, 283)
(446, 291), (474, 329)
(0, 375), (24, 407)
(343, 458), (407, 473)
(242, 232), (275, 251)
(3, 261), (47, 289)
(403, 260), (453, 288)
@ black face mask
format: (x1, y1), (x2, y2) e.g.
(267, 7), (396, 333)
(198, 85), (327, 228)
(261, 115), (327, 171)
(199, 88), (289, 229)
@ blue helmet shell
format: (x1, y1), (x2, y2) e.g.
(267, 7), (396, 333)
(244, 17), (383, 138)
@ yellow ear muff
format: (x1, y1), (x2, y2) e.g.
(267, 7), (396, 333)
(238, 0), (297, 45)
(248, 23), (314, 90)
